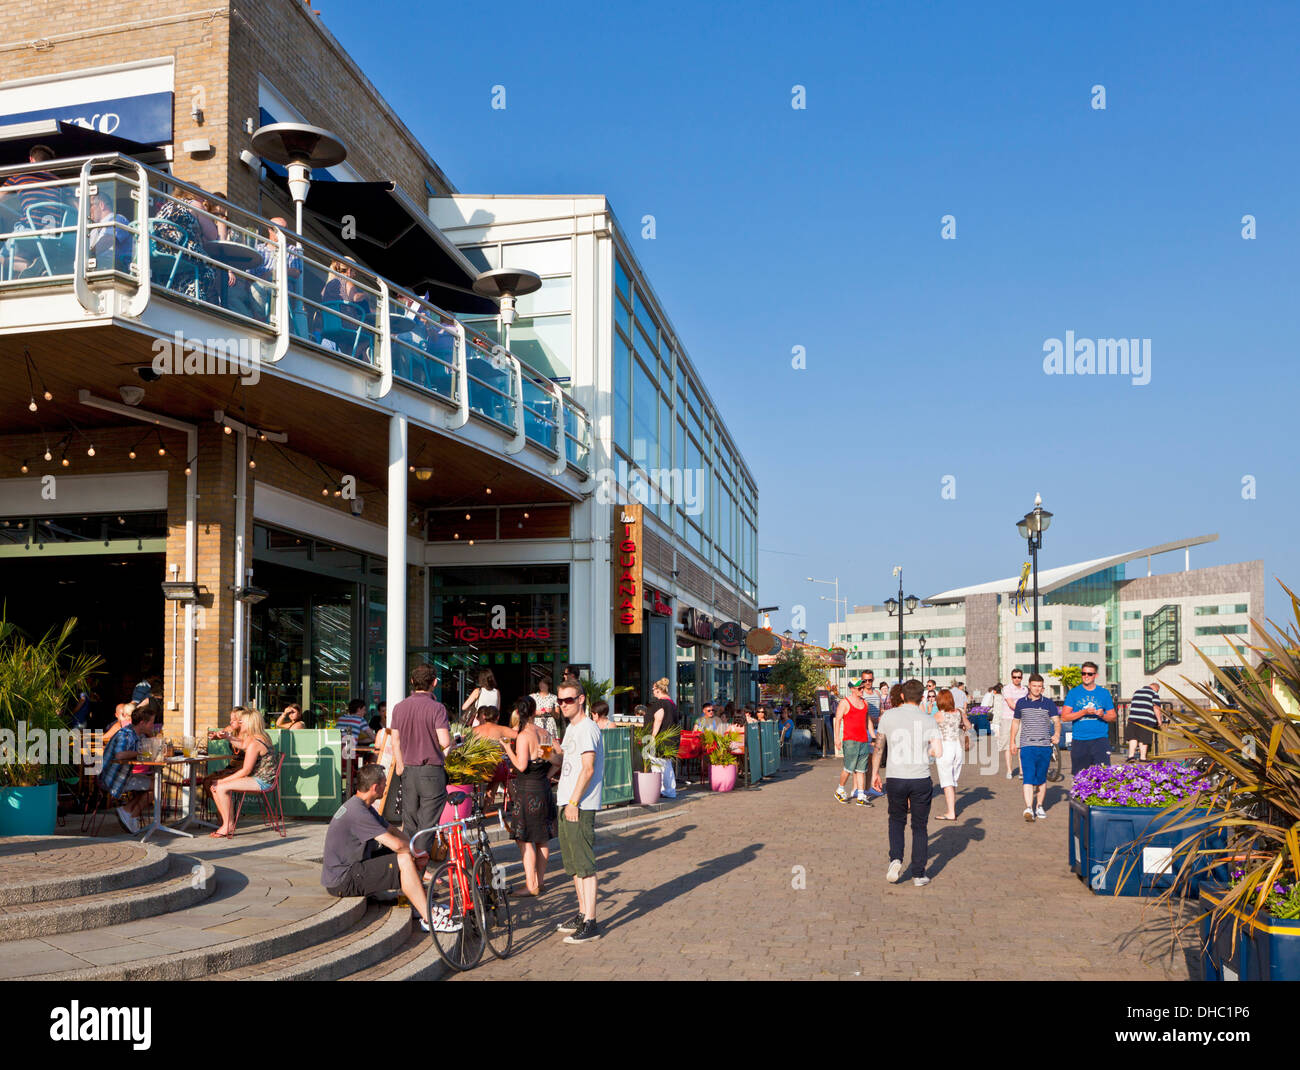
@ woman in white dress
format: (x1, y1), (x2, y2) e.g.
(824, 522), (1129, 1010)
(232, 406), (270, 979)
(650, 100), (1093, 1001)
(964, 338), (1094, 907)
(530, 676), (560, 738)
(461, 669), (500, 726)
(933, 688), (971, 820)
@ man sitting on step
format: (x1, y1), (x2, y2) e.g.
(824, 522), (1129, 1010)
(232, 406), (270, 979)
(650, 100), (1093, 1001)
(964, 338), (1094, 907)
(320, 763), (460, 934)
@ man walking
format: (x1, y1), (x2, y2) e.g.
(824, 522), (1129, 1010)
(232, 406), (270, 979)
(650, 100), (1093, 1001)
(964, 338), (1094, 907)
(389, 663), (452, 845)
(950, 681), (969, 716)
(1126, 680), (1162, 762)
(833, 677), (875, 805)
(554, 680), (604, 943)
(1001, 670), (1029, 778)
(861, 671), (885, 798)
(1010, 673), (1060, 821)
(871, 679), (943, 887)
(1060, 661), (1116, 777)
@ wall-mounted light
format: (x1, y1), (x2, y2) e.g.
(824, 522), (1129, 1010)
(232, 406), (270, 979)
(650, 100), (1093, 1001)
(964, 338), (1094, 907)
(161, 581), (202, 602)
(414, 467), (433, 482)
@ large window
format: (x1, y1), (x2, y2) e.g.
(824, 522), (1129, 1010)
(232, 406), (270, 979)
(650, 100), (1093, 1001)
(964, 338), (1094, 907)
(1194, 603), (1248, 616)
(1014, 620), (1052, 632)
(1195, 624), (1248, 636)
(1068, 620), (1100, 631)
(461, 239), (572, 378)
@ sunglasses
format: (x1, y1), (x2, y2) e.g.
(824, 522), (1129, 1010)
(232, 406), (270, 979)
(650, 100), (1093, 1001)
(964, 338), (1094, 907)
(1081, 672), (1097, 677)
(558, 696), (580, 705)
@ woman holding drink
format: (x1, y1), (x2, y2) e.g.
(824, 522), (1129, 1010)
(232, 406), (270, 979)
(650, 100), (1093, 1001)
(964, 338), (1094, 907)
(501, 695), (559, 896)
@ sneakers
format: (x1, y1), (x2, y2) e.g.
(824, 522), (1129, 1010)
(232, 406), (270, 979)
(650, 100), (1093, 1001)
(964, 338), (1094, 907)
(563, 918), (601, 944)
(116, 807), (139, 834)
(1005, 771), (1013, 780)
(1023, 808), (1035, 822)
(886, 859), (903, 883)
(865, 787), (885, 799)
(834, 787), (849, 804)
(556, 912), (584, 934)
(852, 791), (872, 806)
(418, 906), (463, 934)
(913, 876), (931, 888)
(1035, 806), (1047, 819)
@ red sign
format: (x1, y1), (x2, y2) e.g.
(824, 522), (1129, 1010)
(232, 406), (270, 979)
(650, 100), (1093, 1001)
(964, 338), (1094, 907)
(452, 615), (552, 643)
(650, 589), (672, 616)
(613, 505), (643, 634)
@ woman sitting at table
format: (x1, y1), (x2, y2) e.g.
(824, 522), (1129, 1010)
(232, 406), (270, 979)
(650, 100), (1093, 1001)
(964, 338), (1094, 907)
(151, 189), (218, 303)
(210, 707), (279, 838)
(500, 695), (558, 896)
(275, 703), (306, 730)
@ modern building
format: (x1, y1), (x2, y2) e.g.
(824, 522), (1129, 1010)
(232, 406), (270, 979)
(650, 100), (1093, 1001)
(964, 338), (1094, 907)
(832, 535), (1263, 701)
(0, 0), (757, 738)
(428, 196), (760, 717)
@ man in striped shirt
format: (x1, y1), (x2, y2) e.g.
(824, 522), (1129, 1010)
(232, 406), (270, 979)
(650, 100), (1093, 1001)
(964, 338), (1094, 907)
(1126, 681), (1162, 762)
(2, 144), (61, 277)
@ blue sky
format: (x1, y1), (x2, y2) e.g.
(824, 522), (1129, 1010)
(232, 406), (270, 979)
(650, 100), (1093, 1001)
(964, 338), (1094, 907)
(324, 0), (1298, 640)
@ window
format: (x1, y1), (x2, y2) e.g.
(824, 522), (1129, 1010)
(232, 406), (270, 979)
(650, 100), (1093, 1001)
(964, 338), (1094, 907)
(1122, 629), (1140, 640)
(1198, 645), (1232, 657)
(1124, 649), (1143, 658)
(1123, 610), (1141, 620)
(633, 359), (658, 468)
(1195, 624), (1248, 636)
(1068, 642), (1100, 653)
(1014, 620), (1051, 631)
(1068, 620), (1100, 631)
(614, 293), (631, 336)
(615, 258), (630, 299)
(613, 332), (631, 451)
(1015, 642), (1050, 653)
(1194, 603), (1248, 616)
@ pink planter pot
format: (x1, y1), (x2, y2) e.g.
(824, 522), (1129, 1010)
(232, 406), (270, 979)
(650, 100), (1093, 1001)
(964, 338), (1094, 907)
(709, 764), (738, 792)
(633, 771), (662, 805)
(440, 786), (474, 823)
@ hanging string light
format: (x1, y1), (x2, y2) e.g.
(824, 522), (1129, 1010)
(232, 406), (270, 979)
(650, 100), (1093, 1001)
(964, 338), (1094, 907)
(156, 430), (167, 457)
(23, 349), (52, 411)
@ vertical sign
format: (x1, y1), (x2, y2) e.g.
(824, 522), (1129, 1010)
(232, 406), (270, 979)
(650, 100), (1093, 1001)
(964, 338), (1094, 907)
(613, 504), (643, 634)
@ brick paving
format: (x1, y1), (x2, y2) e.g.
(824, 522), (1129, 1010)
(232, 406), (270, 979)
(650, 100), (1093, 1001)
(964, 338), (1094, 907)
(0, 837), (148, 887)
(450, 758), (1201, 981)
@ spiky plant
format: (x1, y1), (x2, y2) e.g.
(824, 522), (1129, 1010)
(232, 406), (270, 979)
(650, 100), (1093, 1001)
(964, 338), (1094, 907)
(444, 730), (507, 784)
(632, 724), (681, 773)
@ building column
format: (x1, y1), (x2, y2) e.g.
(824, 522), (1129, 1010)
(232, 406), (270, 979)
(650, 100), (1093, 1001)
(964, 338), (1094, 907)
(386, 414), (408, 707)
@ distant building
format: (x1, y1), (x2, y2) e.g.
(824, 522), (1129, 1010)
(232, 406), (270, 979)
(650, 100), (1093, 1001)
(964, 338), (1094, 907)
(830, 535), (1263, 701)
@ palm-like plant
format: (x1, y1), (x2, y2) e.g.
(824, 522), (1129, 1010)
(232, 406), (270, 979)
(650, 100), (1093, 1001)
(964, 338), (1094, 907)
(701, 729), (741, 767)
(1149, 581), (1300, 942)
(632, 724), (681, 773)
(0, 614), (102, 788)
(444, 730), (506, 784)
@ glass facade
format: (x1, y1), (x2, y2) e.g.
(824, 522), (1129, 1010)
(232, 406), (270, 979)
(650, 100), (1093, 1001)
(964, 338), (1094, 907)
(1046, 564), (1123, 683)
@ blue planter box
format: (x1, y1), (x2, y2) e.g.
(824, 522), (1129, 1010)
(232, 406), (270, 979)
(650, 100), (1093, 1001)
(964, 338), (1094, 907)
(0, 783), (57, 836)
(1068, 798), (1222, 896)
(1200, 884), (1300, 981)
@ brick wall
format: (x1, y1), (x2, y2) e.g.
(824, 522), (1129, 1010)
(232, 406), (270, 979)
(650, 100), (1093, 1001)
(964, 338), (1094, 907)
(964, 592), (999, 690)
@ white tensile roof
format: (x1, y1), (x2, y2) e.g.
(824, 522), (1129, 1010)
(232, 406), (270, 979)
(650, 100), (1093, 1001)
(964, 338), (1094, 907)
(924, 534), (1219, 604)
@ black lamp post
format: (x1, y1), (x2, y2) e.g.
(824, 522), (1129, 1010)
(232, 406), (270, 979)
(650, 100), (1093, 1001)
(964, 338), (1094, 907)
(884, 566), (920, 682)
(1015, 493), (1054, 677)
(917, 635), (927, 677)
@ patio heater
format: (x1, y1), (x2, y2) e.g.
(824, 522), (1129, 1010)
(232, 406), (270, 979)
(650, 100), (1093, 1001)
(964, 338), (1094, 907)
(249, 123), (348, 235)
(472, 268), (543, 326)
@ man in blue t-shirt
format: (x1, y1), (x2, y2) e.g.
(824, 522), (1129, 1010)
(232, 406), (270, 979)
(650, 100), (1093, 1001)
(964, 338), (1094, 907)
(1060, 660), (1116, 776)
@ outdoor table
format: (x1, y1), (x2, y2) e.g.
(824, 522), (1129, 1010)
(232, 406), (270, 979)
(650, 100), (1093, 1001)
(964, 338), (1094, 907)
(129, 754), (229, 843)
(208, 239), (264, 272)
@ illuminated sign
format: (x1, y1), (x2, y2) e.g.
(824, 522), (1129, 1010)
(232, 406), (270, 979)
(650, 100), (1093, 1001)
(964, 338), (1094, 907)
(451, 615), (552, 644)
(613, 504), (643, 634)
(650, 589), (672, 616)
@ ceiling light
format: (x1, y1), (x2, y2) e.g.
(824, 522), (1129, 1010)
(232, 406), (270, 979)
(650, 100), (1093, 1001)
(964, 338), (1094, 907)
(43, 390), (52, 402)
(28, 398), (37, 412)
(248, 458), (256, 469)
(465, 513), (471, 520)
(128, 449), (137, 459)
(223, 425), (232, 435)
(87, 445), (96, 457)
(414, 467), (433, 482)
(43, 449), (52, 461)
(485, 487), (492, 495)
(20, 462), (28, 473)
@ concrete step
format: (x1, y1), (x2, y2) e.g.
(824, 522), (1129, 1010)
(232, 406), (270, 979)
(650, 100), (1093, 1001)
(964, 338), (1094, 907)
(342, 926), (448, 982)
(213, 902), (412, 981)
(26, 877), (364, 981)
(0, 838), (172, 907)
(0, 856), (216, 941)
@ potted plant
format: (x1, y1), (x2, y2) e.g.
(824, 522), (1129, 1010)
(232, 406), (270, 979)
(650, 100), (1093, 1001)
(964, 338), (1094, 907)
(701, 729), (740, 792)
(1067, 760), (1219, 896)
(1148, 579), (1300, 980)
(0, 615), (101, 836)
(441, 732), (502, 821)
(631, 724), (681, 805)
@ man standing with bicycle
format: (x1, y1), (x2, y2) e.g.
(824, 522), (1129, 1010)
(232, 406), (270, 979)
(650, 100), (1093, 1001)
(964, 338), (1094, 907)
(391, 663), (453, 850)
(554, 681), (604, 944)
(1010, 673), (1060, 822)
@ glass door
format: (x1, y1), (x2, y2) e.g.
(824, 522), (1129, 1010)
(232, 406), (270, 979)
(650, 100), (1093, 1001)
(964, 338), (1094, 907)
(251, 605), (305, 715)
(310, 593), (353, 724)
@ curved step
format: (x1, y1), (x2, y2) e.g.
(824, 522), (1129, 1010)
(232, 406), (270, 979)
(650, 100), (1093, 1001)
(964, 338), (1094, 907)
(343, 927), (448, 982)
(0, 838), (171, 906)
(214, 902), (412, 981)
(0, 857), (216, 940)
(31, 893), (366, 980)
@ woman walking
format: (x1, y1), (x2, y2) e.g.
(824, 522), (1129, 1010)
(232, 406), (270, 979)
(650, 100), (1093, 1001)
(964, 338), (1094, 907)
(988, 683), (1018, 779)
(933, 688), (969, 820)
(530, 676), (560, 737)
(461, 669), (500, 724)
(501, 695), (557, 897)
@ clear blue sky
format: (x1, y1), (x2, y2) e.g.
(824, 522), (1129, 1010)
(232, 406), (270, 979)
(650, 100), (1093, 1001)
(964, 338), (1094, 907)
(323, 0), (1298, 641)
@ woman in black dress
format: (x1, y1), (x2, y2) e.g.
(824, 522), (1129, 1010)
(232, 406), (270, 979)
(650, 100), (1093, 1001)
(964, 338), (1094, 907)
(500, 695), (558, 896)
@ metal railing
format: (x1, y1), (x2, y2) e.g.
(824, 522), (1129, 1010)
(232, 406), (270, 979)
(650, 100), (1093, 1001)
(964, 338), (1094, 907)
(0, 154), (592, 475)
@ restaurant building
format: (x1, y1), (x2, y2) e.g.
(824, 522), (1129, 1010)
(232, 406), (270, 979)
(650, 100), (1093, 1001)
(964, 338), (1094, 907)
(0, 0), (757, 733)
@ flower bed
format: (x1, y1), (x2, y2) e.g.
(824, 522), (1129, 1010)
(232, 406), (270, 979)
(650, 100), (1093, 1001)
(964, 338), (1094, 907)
(1071, 761), (1212, 808)
(1201, 881), (1300, 981)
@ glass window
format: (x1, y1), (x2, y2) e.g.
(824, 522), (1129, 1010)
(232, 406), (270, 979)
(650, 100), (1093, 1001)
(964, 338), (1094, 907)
(1194, 624), (1249, 636)
(1068, 620), (1100, 631)
(633, 359), (658, 468)
(1068, 641), (1100, 653)
(1014, 620), (1052, 631)
(1124, 649), (1143, 658)
(615, 258), (630, 299)
(636, 319), (657, 361)
(1194, 603), (1249, 616)
(1123, 610), (1141, 620)
(509, 315), (570, 379)
(633, 290), (656, 337)
(659, 393), (672, 473)
(1122, 629), (1140, 640)
(613, 331), (631, 451)
(516, 276), (571, 318)
(615, 295), (630, 337)
(504, 239), (570, 276)
(460, 245), (498, 271)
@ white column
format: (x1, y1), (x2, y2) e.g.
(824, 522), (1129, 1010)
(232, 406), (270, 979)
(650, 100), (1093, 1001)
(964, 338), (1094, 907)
(386, 414), (408, 706)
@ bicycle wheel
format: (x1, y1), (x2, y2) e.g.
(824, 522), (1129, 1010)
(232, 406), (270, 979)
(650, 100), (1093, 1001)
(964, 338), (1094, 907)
(425, 861), (486, 971)
(1046, 747), (1064, 783)
(475, 854), (513, 959)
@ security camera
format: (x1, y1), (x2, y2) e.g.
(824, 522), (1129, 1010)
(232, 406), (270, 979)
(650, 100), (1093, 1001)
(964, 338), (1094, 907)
(119, 385), (146, 406)
(135, 366), (161, 383)
(349, 496), (365, 517)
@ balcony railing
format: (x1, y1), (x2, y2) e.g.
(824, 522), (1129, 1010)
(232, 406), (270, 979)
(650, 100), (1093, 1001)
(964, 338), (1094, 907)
(0, 153), (593, 476)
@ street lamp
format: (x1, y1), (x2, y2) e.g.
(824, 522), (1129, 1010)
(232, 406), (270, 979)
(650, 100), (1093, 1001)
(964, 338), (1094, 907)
(885, 566), (920, 682)
(917, 635), (927, 677)
(808, 575), (842, 688)
(798, 629), (808, 644)
(1015, 493), (1054, 676)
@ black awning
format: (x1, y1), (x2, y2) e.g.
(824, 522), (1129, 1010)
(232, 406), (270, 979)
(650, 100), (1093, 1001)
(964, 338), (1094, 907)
(0, 119), (155, 167)
(268, 173), (497, 316)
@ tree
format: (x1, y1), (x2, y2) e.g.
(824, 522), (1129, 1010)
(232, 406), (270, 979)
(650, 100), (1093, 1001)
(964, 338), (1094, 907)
(767, 647), (829, 706)
(1049, 665), (1082, 692)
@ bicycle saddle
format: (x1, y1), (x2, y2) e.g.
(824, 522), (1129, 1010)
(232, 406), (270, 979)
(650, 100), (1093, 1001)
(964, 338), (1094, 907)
(446, 790), (469, 806)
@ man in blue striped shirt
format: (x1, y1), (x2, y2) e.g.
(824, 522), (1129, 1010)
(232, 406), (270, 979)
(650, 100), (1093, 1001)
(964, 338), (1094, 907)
(1125, 681), (1162, 762)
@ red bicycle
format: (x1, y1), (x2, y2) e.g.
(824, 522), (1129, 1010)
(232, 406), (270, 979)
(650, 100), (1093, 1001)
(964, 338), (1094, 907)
(412, 786), (513, 971)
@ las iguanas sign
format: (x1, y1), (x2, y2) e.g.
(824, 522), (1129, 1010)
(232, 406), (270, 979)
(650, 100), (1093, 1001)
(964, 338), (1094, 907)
(613, 504), (643, 634)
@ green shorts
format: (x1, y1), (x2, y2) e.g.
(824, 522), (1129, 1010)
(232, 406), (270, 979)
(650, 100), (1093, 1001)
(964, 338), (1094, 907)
(842, 738), (872, 773)
(558, 807), (597, 878)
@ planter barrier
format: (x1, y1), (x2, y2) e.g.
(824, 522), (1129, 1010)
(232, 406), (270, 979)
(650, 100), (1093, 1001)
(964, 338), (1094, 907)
(0, 783), (57, 836)
(600, 725), (634, 807)
(759, 721), (780, 774)
(1068, 798), (1223, 896)
(1200, 883), (1300, 981)
(264, 729), (343, 817)
(744, 723), (762, 785)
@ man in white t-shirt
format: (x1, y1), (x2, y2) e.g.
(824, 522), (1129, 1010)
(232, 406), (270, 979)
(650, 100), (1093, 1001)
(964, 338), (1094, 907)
(553, 682), (604, 944)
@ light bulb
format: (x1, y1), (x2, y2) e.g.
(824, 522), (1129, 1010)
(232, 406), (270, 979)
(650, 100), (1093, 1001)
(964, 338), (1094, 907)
(87, 446), (96, 457)
(485, 487), (492, 495)
(248, 459), (256, 469)
(43, 390), (52, 402)
(468, 539), (474, 546)
(28, 398), (37, 412)
(158, 446), (166, 456)
(128, 450), (136, 459)
(465, 513), (471, 520)
(20, 463), (28, 473)
(44, 450), (52, 461)
(322, 488), (329, 496)
(333, 489), (340, 497)
(453, 533), (460, 540)
(61, 457), (69, 467)
(523, 511), (529, 519)
(184, 464), (192, 475)
(223, 425), (232, 435)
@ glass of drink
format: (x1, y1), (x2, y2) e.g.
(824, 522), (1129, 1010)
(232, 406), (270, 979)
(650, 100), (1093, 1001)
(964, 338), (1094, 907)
(182, 736), (195, 758)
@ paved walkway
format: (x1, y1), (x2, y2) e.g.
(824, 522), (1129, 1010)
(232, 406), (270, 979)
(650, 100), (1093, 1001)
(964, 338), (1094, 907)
(452, 757), (1201, 981)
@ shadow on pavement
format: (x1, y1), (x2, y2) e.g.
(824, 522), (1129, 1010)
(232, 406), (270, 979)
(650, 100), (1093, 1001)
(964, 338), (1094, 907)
(926, 819), (986, 877)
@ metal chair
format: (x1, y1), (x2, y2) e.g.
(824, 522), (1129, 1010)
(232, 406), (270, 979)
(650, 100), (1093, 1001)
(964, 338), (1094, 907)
(22, 199), (75, 277)
(231, 751), (288, 837)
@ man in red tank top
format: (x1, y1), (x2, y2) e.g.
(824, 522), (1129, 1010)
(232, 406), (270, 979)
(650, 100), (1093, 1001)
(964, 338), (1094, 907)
(833, 678), (876, 806)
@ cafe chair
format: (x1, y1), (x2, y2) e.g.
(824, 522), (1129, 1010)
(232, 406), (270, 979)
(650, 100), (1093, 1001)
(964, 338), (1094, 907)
(677, 730), (703, 786)
(231, 751), (287, 837)
(320, 299), (366, 358)
(23, 200), (76, 277)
